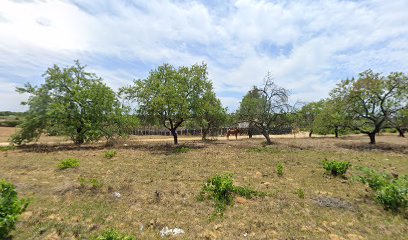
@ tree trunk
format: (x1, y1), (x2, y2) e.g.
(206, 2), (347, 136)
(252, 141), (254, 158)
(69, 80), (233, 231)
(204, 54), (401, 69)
(248, 128), (253, 139)
(309, 130), (313, 138)
(396, 127), (405, 137)
(171, 129), (178, 145)
(368, 132), (376, 144)
(202, 126), (210, 140)
(334, 126), (339, 138)
(262, 129), (272, 145)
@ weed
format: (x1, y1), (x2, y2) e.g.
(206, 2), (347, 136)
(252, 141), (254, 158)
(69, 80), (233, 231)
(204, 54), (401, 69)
(58, 158), (80, 170)
(358, 168), (408, 212)
(295, 188), (305, 199)
(276, 163), (284, 176)
(0, 179), (29, 239)
(322, 160), (351, 176)
(79, 178), (103, 190)
(92, 228), (136, 240)
(0, 146), (15, 152)
(174, 146), (190, 154)
(198, 174), (266, 216)
(104, 150), (117, 159)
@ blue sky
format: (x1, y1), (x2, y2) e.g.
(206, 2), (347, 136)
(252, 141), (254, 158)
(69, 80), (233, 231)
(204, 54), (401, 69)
(1, 0), (408, 112)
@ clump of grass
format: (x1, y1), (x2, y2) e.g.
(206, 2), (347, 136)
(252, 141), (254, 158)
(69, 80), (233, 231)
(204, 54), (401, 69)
(276, 163), (284, 176)
(0, 146), (15, 152)
(0, 179), (29, 239)
(295, 188), (305, 199)
(358, 167), (408, 212)
(104, 150), (117, 159)
(174, 146), (190, 154)
(58, 158), (79, 170)
(79, 177), (103, 190)
(92, 228), (135, 240)
(322, 160), (351, 176)
(198, 173), (266, 216)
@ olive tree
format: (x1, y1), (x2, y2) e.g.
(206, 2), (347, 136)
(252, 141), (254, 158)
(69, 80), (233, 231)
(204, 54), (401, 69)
(11, 61), (135, 145)
(331, 70), (408, 144)
(121, 63), (215, 144)
(238, 73), (291, 144)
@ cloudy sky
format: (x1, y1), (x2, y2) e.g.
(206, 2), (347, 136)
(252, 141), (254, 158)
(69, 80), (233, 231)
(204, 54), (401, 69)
(1, 0), (407, 112)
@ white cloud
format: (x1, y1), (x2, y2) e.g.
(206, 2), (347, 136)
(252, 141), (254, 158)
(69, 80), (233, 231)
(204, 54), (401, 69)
(0, 0), (407, 112)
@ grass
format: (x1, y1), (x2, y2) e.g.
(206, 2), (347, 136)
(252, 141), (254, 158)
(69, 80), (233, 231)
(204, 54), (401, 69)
(104, 150), (117, 159)
(0, 135), (407, 239)
(0, 146), (15, 151)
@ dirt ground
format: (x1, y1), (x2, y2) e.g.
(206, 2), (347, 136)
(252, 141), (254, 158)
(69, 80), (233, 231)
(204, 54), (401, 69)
(0, 131), (407, 239)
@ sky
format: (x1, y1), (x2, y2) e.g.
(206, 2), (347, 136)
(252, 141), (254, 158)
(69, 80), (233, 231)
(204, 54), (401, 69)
(1, 0), (408, 112)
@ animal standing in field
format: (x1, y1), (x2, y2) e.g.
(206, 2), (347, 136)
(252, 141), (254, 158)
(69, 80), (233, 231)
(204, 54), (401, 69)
(227, 128), (240, 140)
(292, 127), (300, 138)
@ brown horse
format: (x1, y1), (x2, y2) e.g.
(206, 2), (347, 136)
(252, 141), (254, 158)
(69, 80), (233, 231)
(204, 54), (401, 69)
(227, 128), (240, 140)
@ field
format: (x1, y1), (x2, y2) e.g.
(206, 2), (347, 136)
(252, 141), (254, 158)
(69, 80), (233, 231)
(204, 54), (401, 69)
(0, 130), (407, 239)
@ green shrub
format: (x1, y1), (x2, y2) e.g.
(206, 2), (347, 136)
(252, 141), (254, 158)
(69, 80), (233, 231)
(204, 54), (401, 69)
(295, 188), (305, 199)
(58, 158), (80, 170)
(174, 146), (190, 154)
(79, 178), (103, 190)
(92, 228), (135, 240)
(198, 174), (266, 215)
(0, 179), (29, 239)
(104, 150), (117, 159)
(0, 146), (15, 152)
(322, 160), (351, 176)
(358, 168), (407, 212)
(276, 163), (284, 176)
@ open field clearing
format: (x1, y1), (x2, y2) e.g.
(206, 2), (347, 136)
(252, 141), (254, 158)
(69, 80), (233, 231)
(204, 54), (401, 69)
(0, 134), (407, 239)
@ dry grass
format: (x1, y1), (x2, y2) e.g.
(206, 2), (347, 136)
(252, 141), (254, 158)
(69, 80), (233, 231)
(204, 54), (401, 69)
(0, 135), (407, 239)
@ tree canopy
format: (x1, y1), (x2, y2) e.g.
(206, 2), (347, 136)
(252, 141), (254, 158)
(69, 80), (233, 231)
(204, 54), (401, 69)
(120, 63), (217, 144)
(11, 61), (135, 145)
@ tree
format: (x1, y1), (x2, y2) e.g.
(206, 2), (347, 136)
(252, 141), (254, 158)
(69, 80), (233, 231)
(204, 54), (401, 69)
(195, 91), (228, 140)
(314, 99), (350, 138)
(331, 70), (408, 144)
(121, 63), (214, 144)
(11, 61), (134, 145)
(237, 73), (291, 144)
(296, 100), (324, 137)
(391, 109), (408, 137)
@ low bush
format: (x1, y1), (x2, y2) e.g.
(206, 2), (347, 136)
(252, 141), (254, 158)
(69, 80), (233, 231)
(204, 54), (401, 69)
(322, 160), (351, 176)
(92, 228), (135, 240)
(358, 168), (407, 212)
(0, 179), (29, 239)
(58, 158), (80, 170)
(198, 174), (266, 216)
(174, 146), (190, 154)
(104, 150), (117, 159)
(0, 146), (15, 152)
(276, 163), (284, 176)
(79, 178), (103, 190)
(295, 188), (305, 199)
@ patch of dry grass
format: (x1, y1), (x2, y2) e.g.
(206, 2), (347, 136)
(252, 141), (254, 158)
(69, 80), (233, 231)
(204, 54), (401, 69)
(0, 135), (407, 239)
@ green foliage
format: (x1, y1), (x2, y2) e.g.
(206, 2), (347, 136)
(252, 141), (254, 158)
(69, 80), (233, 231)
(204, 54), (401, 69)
(11, 61), (137, 145)
(0, 120), (21, 127)
(295, 100), (324, 136)
(78, 178), (103, 190)
(276, 163), (284, 176)
(92, 229), (136, 240)
(322, 160), (351, 176)
(198, 174), (265, 215)
(295, 188), (305, 199)
(58, 158), (80, 170)
(174, 146), (190, 154)
(104, 150), (117, 159)
(0, 179), (29, 239)
(358, 168), (408, 212)
(121, 63), (217, 144)
(0, 146), (15, 152)
(330, 70), (408, 144)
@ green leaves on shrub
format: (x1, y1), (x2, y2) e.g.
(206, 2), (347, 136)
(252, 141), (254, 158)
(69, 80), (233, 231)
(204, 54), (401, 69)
(0, 146), (15, 152)
(276, 163), (284, 176)
(79, 178), (103, 190)
(0, 179), (29, 239)
(358, 168), (408, 212)
(322, 160), (351, 176)
(198, 174), (266, 216)
(58, 158), (80, 170)
(174, 146), (190, 154)
(92, 228), (136, 240)
(104, 150), (117, 159)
